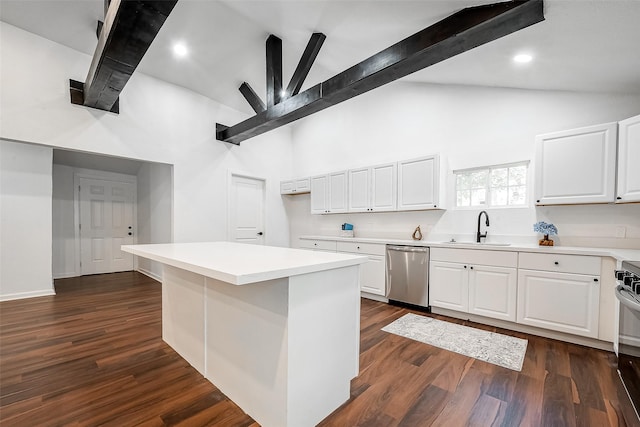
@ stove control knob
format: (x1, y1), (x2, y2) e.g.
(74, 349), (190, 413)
(633, 281), (640, 295)
(624, 275), (639, 287)
(615, 270), (627, 280)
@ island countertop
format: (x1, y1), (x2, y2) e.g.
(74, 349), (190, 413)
(122, 241), (367, 285)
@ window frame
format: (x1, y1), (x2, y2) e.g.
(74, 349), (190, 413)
(453, 161), (530, 210)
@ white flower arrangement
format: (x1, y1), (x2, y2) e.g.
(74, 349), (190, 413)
(533, 221), (558, 236)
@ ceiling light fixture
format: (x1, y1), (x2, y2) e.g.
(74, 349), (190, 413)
(172, 43), (188, 58)
(513, 53), (533, 63)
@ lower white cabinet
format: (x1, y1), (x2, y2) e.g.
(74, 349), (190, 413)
(298, 239), (337, 252)
(517, 269), (600, 338)
(429, 248), (517, 322)
(429, 261), (468, 312)
(299, 239), (386, 296)
(469, 265), (517, 322)
(337, 241), (386, 296)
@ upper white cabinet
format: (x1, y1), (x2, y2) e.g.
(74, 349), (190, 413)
(348, 163), (397, 212)
(280, 178), (310, 195)
(616, 113), (640, 203)
(310, 172), (348, 214)
(397, 155), (440, 210)
(534, 122), (617, 205)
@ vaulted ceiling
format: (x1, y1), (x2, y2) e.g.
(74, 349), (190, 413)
(2, 0), (639, 116)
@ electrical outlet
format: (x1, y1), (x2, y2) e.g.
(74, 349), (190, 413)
(615, 226), (626, 238)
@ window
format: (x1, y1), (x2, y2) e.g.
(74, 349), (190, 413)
(455, 162), (528, 208)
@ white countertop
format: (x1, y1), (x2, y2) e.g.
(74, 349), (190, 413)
(122, 242), (367, 285)
(299, 235), (640, 262)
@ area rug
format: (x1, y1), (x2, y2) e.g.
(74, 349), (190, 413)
(381, 313), (528, 371)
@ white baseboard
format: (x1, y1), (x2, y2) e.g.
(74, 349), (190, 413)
(0, 289), (56, 302)
(361, 292), (388, 303)
(431, 306), (614, 352)
(53, 272), (79, 279)
(137, 268), (162, 283)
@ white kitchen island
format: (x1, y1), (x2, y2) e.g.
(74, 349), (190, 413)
(121, 242), (367, 427)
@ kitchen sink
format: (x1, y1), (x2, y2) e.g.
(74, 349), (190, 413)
(441, 241), (511, 247)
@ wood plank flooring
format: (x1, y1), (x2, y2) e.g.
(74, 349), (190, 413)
(1, 272), (638, 426)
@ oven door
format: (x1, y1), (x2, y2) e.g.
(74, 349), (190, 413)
(616, 284), (640, 420)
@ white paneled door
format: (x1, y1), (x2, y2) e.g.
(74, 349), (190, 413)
(229, 174), (265, 244)
(79, 178), (135, 275)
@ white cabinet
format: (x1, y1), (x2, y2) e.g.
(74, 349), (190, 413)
(468, 265), (517, 321)
(280, 178), (310, 195)
(397, 155), (440, 210)
(616, 113), (640, 203)
(534, 122), (617, 205)
(517, 252), (601, 338)
(310, 172), (348, 214)
(299, 238), (337, 252)
(430, 261), (468, 312)
(336, 241), (386, 296)
(348, 163), (397, 212)
(429, 248), (517, 322)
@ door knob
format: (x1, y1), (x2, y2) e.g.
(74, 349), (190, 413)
(257, 232), (263, 236)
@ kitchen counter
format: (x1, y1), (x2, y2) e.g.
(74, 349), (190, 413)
(122, 242), (367, 427)
(299, 235), (640, 262)
(122, 241), (366, 285)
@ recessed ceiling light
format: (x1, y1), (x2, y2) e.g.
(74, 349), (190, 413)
(513, 53), (533, 63)
(172, 43), (188, 58)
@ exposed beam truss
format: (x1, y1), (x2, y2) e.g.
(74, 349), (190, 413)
(70, 0), (178, 113)
(217, 0), (544, 145)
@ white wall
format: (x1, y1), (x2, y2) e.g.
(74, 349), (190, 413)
(0, 140), (54, 300)
(0, 23), (293, 299)
(137, 162), (173, 280)
(287, 82), (640, 248)
(52, 164), (76, 278)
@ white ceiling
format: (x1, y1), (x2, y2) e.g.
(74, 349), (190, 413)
(1, 0), (639, 116)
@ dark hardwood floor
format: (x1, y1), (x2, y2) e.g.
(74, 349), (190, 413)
(1, 272), (638, 426)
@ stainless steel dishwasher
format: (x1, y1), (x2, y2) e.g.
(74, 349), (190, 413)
(386, 245), (429, 309)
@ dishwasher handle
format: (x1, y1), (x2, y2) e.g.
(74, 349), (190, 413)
(386, 245), (429, 253)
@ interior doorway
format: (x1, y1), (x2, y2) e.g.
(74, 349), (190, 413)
(79, 177), (135, 275)
(228, 173), (266, 245)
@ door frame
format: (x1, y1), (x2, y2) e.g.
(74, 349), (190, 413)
(227, 170), (267, 244)
(73, 171), (138, 276)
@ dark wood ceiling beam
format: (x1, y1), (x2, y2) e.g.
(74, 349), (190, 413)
(217, 0), (544, 145)
(239, 82), (267, 114)
(266, 35), (283, 107)
(285, 32), (326, 98)
(70, 0), (178, 113)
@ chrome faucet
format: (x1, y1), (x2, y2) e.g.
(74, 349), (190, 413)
(477, 211), (490, 243)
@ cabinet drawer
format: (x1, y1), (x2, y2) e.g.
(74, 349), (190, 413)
(336, 241), (386, 256)
(299, 239), (337, 252)
(430, 248), (517, 268)
(518, 252), (600, 275)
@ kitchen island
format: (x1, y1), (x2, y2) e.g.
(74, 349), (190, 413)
(121, 242), (367, 427)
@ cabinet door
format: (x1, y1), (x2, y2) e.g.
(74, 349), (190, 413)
(348, 168), (370, 212)
(360, 255), (386, 296)
(397, 155), (439, 210)
(294, 178), (310, 193)
(328, 171), (348, 213)
(310, 175), (328, 214)
(469, 265), (517, 322)
(280, 181), (294, 194)
(371, 163), (397, 212)
(517, 269), (600, 338)
(429, 261), (468, 312)
(617, 114), (640, 203)
(535, 122), (617, 205)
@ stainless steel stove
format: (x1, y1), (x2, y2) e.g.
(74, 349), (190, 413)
(615, 261), (640, 421)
